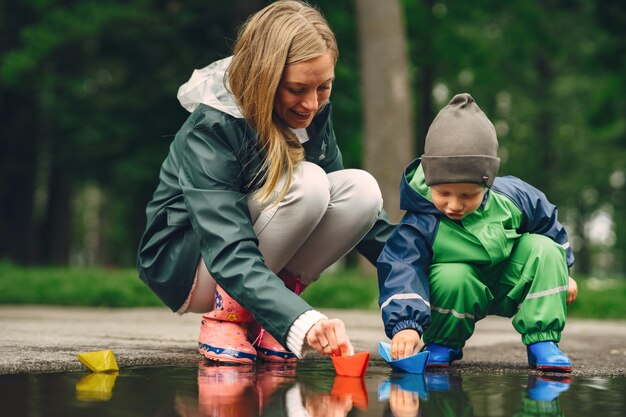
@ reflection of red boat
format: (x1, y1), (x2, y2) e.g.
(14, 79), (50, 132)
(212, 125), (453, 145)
(330, 375), (369, 410)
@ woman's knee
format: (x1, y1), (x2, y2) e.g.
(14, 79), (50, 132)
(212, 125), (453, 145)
(289, 162), (331, 214)
(289, 162), (330, 199)
(331, 169), (383, 217)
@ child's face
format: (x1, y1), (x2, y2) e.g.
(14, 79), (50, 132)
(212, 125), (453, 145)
(430, 183), (486, 220)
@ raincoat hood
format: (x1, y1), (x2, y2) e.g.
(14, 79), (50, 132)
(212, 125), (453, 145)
(176, 56), (243, 118)
(400, 159), (444, 217)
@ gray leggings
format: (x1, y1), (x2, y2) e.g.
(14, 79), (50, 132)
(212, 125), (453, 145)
(179, 161), (383, 314)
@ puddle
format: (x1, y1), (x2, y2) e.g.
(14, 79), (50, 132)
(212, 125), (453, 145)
(1, 361), (624, 416)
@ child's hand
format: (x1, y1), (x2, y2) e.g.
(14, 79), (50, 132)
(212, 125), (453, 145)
(306, 318), (354, 357)
(389, 384), (420, 417)
(567, 276), (578, 305)
(390, 329), (421, 360)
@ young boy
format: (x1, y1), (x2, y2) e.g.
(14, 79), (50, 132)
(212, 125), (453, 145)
(377, 93), (578, 371)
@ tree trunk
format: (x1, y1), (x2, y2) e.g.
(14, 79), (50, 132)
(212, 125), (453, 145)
(39, 163), (72, 265)
(355, 0), (414, 224)
(0, 89), (40, 264)
(416, 0), (436, 156)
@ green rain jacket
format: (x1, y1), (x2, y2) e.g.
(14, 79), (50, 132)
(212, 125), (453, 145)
(137, 57), (395, 345)
(378, 160), (574, 339)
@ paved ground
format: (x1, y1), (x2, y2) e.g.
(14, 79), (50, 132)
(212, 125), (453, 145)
(1, 306), (625, 376)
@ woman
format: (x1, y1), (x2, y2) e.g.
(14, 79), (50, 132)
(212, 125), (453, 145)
(137, 0), (395, 364)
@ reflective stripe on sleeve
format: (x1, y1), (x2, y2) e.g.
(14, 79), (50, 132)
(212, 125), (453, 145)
(380, 293), (430, 310)
(431, 305), (480, 320)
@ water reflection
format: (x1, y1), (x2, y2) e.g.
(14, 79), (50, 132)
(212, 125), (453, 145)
(379, 372), (571, 417)
(1, 363), (625, 416)
(179, 363), (576, 417)
(175, 362), (370, 417)
(74, 371), (119, 401)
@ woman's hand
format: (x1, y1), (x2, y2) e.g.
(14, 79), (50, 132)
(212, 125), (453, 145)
(306, 318), (354, 357)
(390, 329), (421, 360)
(304, 391), (352, 417)
(567, 276), (578, 305)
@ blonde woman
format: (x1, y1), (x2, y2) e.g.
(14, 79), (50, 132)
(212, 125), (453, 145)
(137, 0), (395, 364)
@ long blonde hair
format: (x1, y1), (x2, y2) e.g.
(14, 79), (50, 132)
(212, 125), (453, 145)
(228, 0), (338, 202)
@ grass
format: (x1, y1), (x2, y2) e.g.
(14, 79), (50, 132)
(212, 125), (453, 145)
(0, 260), (162, 307)
(0, 260), (625, 320)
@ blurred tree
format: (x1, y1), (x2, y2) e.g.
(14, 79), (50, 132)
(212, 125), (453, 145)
(0, 0), (262, 265)
(355, 0), (414, 223)
(591, 0), (626, 274)
(401, 0), (626, 276)
(1, 0), (625, 276)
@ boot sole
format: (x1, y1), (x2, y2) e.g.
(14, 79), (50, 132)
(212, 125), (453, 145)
(257, 347), (298, 363)
(426, 363), (450, 368)
(530, 364), (572, 373)
(199, 349), (255, 365)
(198, 344), (256, 365)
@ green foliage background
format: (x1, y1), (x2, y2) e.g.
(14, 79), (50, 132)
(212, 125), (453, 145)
(1, 0), (626, 279)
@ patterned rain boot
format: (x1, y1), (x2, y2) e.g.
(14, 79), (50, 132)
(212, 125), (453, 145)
(249, 321), (297, 362)
(198, 286), (257, 364)
(527, 341), (572, 372)
(251, 269), (306, 363)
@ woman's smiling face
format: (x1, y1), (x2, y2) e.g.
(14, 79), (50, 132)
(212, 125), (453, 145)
(274, 53), (335, 129)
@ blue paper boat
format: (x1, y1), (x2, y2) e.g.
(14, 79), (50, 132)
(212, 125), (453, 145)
(378, 341), (429, 374)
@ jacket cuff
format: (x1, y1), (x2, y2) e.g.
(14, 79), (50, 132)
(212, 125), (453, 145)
(392, 320), (423, 338)
(286, 310), (328, 358)
(285, 384), (310, 417)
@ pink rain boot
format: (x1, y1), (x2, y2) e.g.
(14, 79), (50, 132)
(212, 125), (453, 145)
(249, 321), (297, 362)
(198, 286), (257, 364)
(251, 269), (306, 363)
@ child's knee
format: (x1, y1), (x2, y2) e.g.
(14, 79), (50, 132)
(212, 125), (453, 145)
(430, 263), (478, 294)
(429, 263), (492, 316)
(517, 234), (566, 261)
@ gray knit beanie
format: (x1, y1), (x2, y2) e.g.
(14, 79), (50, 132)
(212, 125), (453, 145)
(421, 93), (500, 187)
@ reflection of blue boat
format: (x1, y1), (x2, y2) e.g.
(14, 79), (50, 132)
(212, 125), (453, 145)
(378, 341), (430, 374)
(378, 373), (428, 401)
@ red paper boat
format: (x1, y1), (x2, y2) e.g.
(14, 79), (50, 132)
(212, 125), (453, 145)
(331, 352), (370, 377)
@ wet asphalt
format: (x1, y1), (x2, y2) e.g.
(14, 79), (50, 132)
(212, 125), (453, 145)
(0, 306), (624, 376)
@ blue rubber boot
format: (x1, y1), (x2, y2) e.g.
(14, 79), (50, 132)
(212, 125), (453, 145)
(423, 344), (463, 367)
(527, 341), (572, 372)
